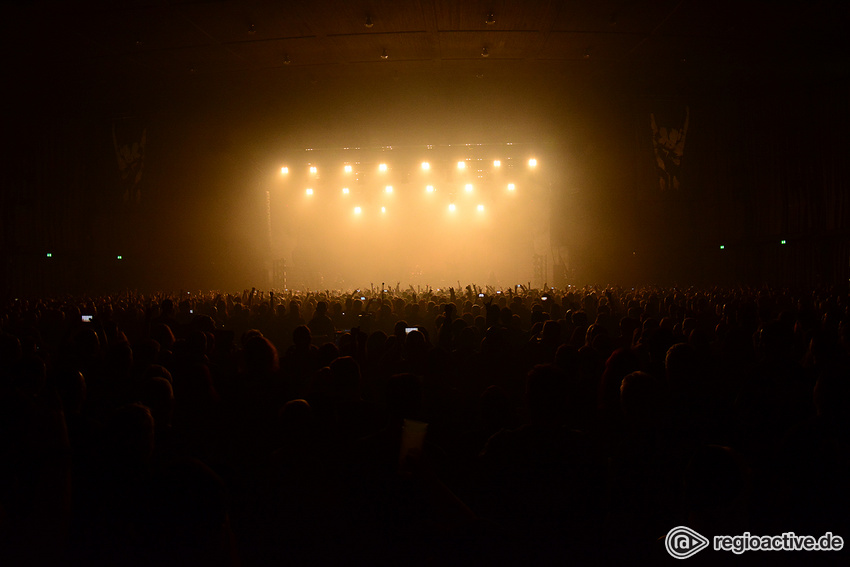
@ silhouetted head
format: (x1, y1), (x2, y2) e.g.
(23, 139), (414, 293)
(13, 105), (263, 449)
(292, 325), (312, 348)
(104, 341), (134, 379)
(665, 342), (698, 390)
(542, 320), (562, 344)
(315, 301), (328, 315)
(329, 356), (361, 400)
(276, 399), (314, 444)
(160, 298), (175, 317)
(385, 373), (422, 420)
(684, 445), (750, 518)
(104, 402), (155, 465)
(242, 335), (279, 375)
(479, 385), (511, 433)
(140, 376), (175, 428)
(813, 364), (850, 424)
(55, 367), (86, 414)
(620, 370), (658, 425)
(525, 364), (568, 424)
(146, 458), (229, 550)
(151, 324), (175, 350)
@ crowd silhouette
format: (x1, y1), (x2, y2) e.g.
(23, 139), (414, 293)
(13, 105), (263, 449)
(0, 284), (848, 565)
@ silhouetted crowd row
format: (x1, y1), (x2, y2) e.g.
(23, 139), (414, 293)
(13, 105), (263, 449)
(1, 285), (848, 565)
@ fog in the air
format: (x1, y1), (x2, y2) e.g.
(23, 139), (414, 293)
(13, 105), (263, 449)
(126, 65), (641, 292)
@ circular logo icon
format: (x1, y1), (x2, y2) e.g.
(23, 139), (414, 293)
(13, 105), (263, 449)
(666, 526), (710, 559)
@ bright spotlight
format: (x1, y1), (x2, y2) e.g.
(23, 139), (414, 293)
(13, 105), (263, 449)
(507, 183), (516, 191)
(528, 158), (537, 167)
(342, 187), (350, 194)
(477, 204), (484, 212)
(465, 183), (473, 192)
(117, 255), (123, 260)
(457, 161), (466, 170)
(421, 161), (430, 170)
(281, 167), (289, 174)
(379, 163), (388, 172)
(309, 166), (318, 174)
(354, 206), (362, 214)
(305, 188), (313, 195)
(46, 253), (53, 258)
(448, 203), (456, 212)
(493, 160), (501, 167)
(344, 165), (353, 173)
(426, 185), (434, 193)
(381, 206), (386, 213)
(385, 185), (393, 194)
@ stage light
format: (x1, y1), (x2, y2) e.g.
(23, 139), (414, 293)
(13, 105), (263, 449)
(465, 183), (473, 192)
(344, 165), (353, 173)
(117, 255), (123, 260)
(281, 167), (289, 174)
(426, 185), (434, 192)
(421, 162), (430, 170)
(354, 206), (362, 214)
(448, 203), (456, 212)
(457, 161), (466, 170)
(381, 207), (386, 213)
(720, 245), (725, 250)
(507, 183), (516, 191)
(46, 253), (52, 258)
(342, 187), (350, 194)
(379, 163), (388, 172)
(306, 188), (313, 195)
(385, 185), (393, 194)
(780, 239), (786, 245)
(309, 166), (317, 174)
(477, 204), (484, 212)
(493, 160), (501, 167)
(528, 158), (537, 167)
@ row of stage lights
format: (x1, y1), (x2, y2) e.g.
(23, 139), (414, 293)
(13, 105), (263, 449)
(302, 182), (517, 197)
(346, 202), (487, 216)
(280, 157), (538, 176)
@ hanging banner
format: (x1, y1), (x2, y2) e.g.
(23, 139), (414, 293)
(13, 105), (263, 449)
(650, 106), (689, 191)
(112, 117), (146, 203)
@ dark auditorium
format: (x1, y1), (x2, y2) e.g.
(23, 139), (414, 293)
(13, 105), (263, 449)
(2, 1), (849, 565)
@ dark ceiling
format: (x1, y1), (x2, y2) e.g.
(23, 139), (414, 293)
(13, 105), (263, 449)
(6, 0), (848, 86)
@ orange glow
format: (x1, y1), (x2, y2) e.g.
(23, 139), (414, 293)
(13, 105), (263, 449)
(385, 185), (393, 194)
(493, 160), (501, 167)
(379, 163), (388, 172)
(281, 166), (289, 174)
(342, 187), (349, 194)
(354, 206), (362, 214)
(426, 185), (434, 192)
(507, 183), (515, 191)
(465, 183), (473, 192)
(305, 188), (313, 195)
(528, 158), (537, 167)
(344, 165), (353, 173)
(309, 166), (318, 174)
(448, 203), (456, 212)
(421, 162), (430, 170)
(457, 161), (465, 170)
